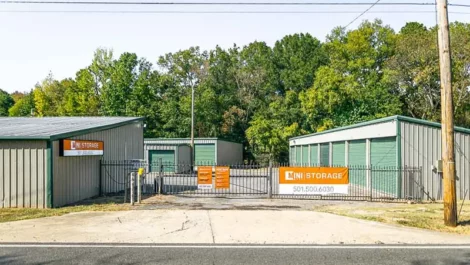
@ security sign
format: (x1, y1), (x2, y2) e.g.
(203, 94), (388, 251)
(215, 166), (230, 189)
(197, 166), (213, 190)
(279, 167), (349, 195)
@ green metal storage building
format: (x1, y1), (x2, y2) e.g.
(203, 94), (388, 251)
(289, 115), (470, 200)
(144, 138), (243, 172)
(0, 117), (144, 208)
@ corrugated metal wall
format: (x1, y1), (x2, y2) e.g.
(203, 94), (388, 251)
(53, 122), (143, 207)
(0, 141), (48, 208)
(178, 145), (191, 164)
(216, 140), (243, 165)
(400, 121), (470, 200)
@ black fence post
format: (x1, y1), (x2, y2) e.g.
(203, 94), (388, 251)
(268, 160), (273, 199)
(158, 158), (163, 195)
(99, 159), (103, 197)
(369, 165), (373, 202)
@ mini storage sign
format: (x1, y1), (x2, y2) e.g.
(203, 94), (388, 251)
(279, 167), (349, 195)
(60, 139), (104, 156)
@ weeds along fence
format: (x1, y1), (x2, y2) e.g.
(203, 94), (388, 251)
(100, 160), (424, 202)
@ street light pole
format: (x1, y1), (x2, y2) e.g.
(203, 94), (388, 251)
(191, 84), (195, 167)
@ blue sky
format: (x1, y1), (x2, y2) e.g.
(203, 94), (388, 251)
(0, 0), (469, 93)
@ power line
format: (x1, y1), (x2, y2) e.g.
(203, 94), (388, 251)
(344, 0), (381, 28)
(3, 10), (461, 14)
(448, 3), (470, 8)
(0, 1), (438, 6)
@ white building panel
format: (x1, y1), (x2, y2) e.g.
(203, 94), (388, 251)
(290, 120), (397, 146)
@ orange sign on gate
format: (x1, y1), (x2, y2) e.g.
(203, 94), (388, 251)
(197, 166), (213, 190)
(279, 167), (349, 185)
(198, 167), (213, 185)
(215, 166), (230, 189)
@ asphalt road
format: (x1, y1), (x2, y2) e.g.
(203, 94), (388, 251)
(1, 244), (470, 265)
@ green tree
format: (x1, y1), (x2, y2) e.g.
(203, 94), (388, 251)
(273, 33), (326, 93)
(33, 74), (67, 116)
(100, 52), (139, 116)
(10, 91), (25, 103)
(385, 22), (470, 127)
(9, 90), (35, 117)
(385, 23), (440, 121)
(301, 20), (401, 132)
(247, 91), (305, 162)
(449, 22), (470, 127)
(157, 47), (209, 137)
(0, 89), (14, 116)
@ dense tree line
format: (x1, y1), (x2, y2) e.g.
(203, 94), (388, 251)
(1, 20), (469, 162)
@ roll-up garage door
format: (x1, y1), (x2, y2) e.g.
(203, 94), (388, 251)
(320, 143), (330, 166)
(310, 144), (318, 166)
(332, 142), (345, 166)
(370, 137), (397, 196)
(348, 140), (366, 186)
(195, 144), (216, 165)
(149, 150), (175, 172)
(301, 145), (309, 166)
(295, 146), (301, 166)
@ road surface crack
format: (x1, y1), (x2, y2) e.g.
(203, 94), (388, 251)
(162, 214), (191, 235)
(207, 211), (215, 244)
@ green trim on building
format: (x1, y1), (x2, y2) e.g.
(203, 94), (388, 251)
(396, 119), (402, 198)
(396, 115), (470, 134)
(290, 115), (470, 141)
(46, 141), (53, 208)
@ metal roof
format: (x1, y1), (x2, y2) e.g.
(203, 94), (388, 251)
(290, 115), (470, 141)
(144, 138), (241, 144)
(0, 117), (144, 140)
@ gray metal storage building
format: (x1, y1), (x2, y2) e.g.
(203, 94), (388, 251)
(289, 115), (470, 200)
(0, 117), (144, 208)
(144, 138), (243, 170)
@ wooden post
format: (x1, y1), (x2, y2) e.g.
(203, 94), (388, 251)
(437, 0), (457, 227)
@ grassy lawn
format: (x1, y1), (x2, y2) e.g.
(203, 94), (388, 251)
(312, 201), (470, 235)
(0, 196), (132, 223)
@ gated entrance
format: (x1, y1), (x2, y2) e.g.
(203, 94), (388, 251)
(100, 160), (425, 202)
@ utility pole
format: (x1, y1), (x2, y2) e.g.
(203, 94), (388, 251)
(191, 84), (195, 167)
(437, 0), (457, 227)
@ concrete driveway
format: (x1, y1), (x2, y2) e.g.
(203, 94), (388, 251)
(0, 209), (469, 244)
